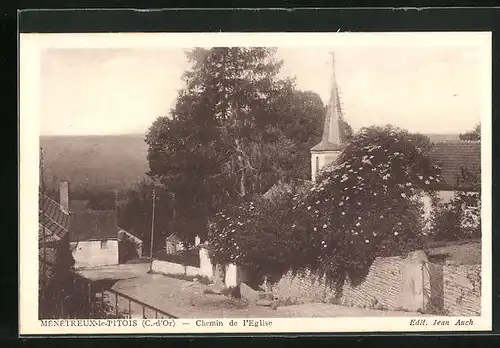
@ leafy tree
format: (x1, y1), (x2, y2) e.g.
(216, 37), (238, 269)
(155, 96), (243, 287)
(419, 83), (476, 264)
(117, 180), (173, 253)
(146, 48), (341, 242)
(459, 123), (481, 141)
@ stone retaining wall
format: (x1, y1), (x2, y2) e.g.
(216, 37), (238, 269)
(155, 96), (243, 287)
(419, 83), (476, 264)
(443, 262), (481, 315)
(271, 253), (481, 315)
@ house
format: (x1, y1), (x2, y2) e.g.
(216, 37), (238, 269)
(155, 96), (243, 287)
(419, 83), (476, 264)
(70, 208), (119, 268)
(165, 233), (184, 254)
(53, 181), (118, 268)
(45, 181), (144, 268)
(427, 140), (480, 203)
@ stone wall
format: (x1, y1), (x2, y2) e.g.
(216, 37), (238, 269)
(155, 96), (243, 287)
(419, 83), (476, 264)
(338, 257), (405, 310)
(271, 256), (411, 310)
(443, 262), (481, 316)
(271, 252), (481, 315)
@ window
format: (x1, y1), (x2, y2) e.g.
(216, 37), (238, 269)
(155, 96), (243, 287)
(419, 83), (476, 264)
(315, 156), (320, 175)
(100, 240), (108, 249)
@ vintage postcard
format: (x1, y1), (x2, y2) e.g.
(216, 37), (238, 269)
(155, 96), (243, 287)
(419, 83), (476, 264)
(19, 32), (492, 335)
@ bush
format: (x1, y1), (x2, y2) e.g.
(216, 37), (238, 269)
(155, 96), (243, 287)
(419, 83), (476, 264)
(208, 185), (306, 287)
(209, 126), (442, 298)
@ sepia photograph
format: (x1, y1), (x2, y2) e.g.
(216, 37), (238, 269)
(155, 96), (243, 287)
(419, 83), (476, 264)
(19, 32), (491, 334)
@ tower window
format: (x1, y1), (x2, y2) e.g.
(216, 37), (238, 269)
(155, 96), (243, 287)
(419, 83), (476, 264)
(100, 240), (108, 249)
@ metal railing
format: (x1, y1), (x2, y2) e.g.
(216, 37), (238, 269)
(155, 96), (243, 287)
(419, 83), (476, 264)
(70, 272), (176, 319)
(106, 286), (177, 319)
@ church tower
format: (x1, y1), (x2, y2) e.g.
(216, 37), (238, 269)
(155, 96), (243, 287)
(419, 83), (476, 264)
(310, 52), (345, 182)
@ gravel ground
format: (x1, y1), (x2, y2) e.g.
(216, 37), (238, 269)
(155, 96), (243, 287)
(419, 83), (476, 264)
(110, 274), (286, 318)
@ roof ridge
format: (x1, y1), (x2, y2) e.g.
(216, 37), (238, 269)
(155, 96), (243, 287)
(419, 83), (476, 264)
(118, 226), (143, 241)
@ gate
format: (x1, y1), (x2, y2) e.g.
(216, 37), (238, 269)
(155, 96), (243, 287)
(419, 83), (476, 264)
(422, 260), (445, 314)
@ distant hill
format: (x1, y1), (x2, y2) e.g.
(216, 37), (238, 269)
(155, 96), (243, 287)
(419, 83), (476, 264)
(40, 132), (460, 194)
(426, 133), (460, 143)
(40, 134), (149, 192)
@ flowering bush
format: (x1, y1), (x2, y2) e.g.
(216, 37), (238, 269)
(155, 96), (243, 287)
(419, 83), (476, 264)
(287, 126), (442, 293)
(209, 126), (442, 295)
(208, 186), (304, 287)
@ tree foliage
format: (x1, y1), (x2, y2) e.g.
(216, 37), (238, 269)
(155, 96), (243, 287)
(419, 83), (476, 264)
(459, 123), (481, 141)
(117, 180), (173, 251)
(209, 126), (442, 296)
(145, 48), (346, 242)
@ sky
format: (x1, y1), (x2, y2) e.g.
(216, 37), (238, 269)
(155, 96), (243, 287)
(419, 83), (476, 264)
(40, 44), (484, 136)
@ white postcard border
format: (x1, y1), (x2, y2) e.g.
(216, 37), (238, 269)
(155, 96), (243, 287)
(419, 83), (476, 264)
(19, 32), (492, 335)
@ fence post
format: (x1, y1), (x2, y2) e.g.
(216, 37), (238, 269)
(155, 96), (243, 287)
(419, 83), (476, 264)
(87, 283), (91, 305)
(421, 261), (425, 312)
(101, 290), (105, 314)
(115, 293), (118, 318)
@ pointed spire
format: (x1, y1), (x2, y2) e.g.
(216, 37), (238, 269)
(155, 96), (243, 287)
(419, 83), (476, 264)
(311, 52), (343, 152)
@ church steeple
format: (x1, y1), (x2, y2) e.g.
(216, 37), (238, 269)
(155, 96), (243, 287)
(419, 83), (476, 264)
(310, 52), (344, 182)
(311, 52), (343, 152)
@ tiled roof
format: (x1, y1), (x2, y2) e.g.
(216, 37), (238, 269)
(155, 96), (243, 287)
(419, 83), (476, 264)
(429, 141), (481, 190)
(70, 200), (90, 212)
(39, 194), (69, 243)
(70, 210), (118, 242)
(310, 140), (344, 152)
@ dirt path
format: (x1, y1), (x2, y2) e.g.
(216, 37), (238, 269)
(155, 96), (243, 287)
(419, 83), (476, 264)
(79, 265), (423, 319)
(276, 303), (424, 317)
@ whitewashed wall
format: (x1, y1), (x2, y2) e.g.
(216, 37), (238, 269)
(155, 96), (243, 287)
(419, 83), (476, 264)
(199, 247), (214, 278)
(152, 246), (215, 280)
(310, 151), (341, 182)
(71, 239), (119, 269)
(151, 246), (244, 288)
(151, 260), (202, 277)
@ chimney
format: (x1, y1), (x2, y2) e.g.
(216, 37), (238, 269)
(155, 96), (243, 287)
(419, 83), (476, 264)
(59, 180), (70, 213)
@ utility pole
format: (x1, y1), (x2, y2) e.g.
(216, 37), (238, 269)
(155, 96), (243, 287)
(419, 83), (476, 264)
(149, 185), (156, 273)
